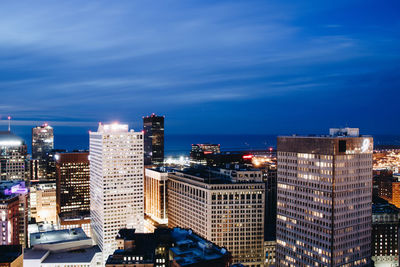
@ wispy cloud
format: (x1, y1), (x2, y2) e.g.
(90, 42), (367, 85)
(0, 0), (398, 133)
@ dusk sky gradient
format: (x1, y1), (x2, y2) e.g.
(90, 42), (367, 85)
(0, 0), (399, 135)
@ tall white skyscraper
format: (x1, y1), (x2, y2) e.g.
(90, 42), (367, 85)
(89, 123), (144, 261)
(276, 128), (373, 266)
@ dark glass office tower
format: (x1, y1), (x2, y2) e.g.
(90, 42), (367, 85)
(143, 114), (164, 165)
(55, 152), (90, 216)
(32, 124), (54, 160)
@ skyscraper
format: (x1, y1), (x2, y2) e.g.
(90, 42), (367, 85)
(0, 131), (27, 181)
(276, 128), (373, 266)
(55, 152), (90, 215)
(90, 123), (144, 262)
(143, 114), (164, 165)
(32, 124), (54, 160)
(144, 168), (169, 225)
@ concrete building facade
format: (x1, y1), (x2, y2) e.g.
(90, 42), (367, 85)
(276, 128), (373, 266)
(167, 168), (264, 266)
(90, 123), (144, 262)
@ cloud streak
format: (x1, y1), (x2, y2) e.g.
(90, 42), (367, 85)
(0, 0), (399, 133)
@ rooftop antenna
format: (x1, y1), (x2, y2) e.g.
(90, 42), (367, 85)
(7, 116), (11, 132)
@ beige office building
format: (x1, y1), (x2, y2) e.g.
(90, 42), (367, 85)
(276, 128), (373, 266)
(30, 182), (57, 224)
(144, 168), (168, 225)
(168, 168), (265, 266)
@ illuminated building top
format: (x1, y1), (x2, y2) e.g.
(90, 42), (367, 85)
(97, 122), (129, 133)
(0, 131), (24, 147)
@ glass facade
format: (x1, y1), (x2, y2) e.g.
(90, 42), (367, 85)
(143, 114), (164, 165)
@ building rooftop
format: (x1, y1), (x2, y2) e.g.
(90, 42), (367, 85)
(149, 166), (177, 173)
(58, 210), (90, 221)
(0, 131), (24, 147)
(0, 180), (27, 199)
(173, 166), (263, 184)
(107, 227), (230, 266)
(177, 168), (233, 184)
(372, 202), (400, 215)
(96, 122), (129, 133)
(30, 228), (89, 246)
(170, 228), (229, 266)
(106, 229), (169, 265)
(41, 246), (101, 263)
(24, 246), (100, 263)
(0, 245), (22, 263)
(280, 128), (371, 139)
(23, 249), (49, 260)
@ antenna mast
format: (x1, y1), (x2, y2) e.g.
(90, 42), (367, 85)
(7, 116), (11, 132)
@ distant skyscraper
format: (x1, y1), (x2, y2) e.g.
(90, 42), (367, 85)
(55, 152), (90, 216)
(276, 128), (373, 266)
(32, 124), (54, 160)
(190, 144), (220, 165)
(90, 123), (144, 262)
(143, 114), (164, 165)
(0, 131), (27, 181)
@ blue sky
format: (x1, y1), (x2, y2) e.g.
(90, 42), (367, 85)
(0, 0), (399, 135)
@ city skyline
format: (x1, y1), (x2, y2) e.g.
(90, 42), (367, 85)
(1, 1), (400, 266)
(0, 1), (399, 135)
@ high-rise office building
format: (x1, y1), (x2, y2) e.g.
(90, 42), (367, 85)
(143, 114), (164, 165)
(29, 159), (47, 182)
(32, 124), (54, 160)
(144, 168), (169, 225)
(0, 132), (27, 181)
(55, 152), (90, 216)
(90, 123), (144, 262)
(168, 167), (265, 266)
(55, 151), (91, 237)
(276, 128), (373, 266)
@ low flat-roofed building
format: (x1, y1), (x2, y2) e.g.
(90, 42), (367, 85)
(24, 227), (102, 267)
(106, 227), (231, 267)
(30, 228), (92, 251)
(24, 245), (101, 267)
(170, 228), (231, 267)
(57, 211), (91, 237)
(0, 245), (23, 267)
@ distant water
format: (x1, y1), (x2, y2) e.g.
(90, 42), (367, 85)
(19, 133), (400, 157)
